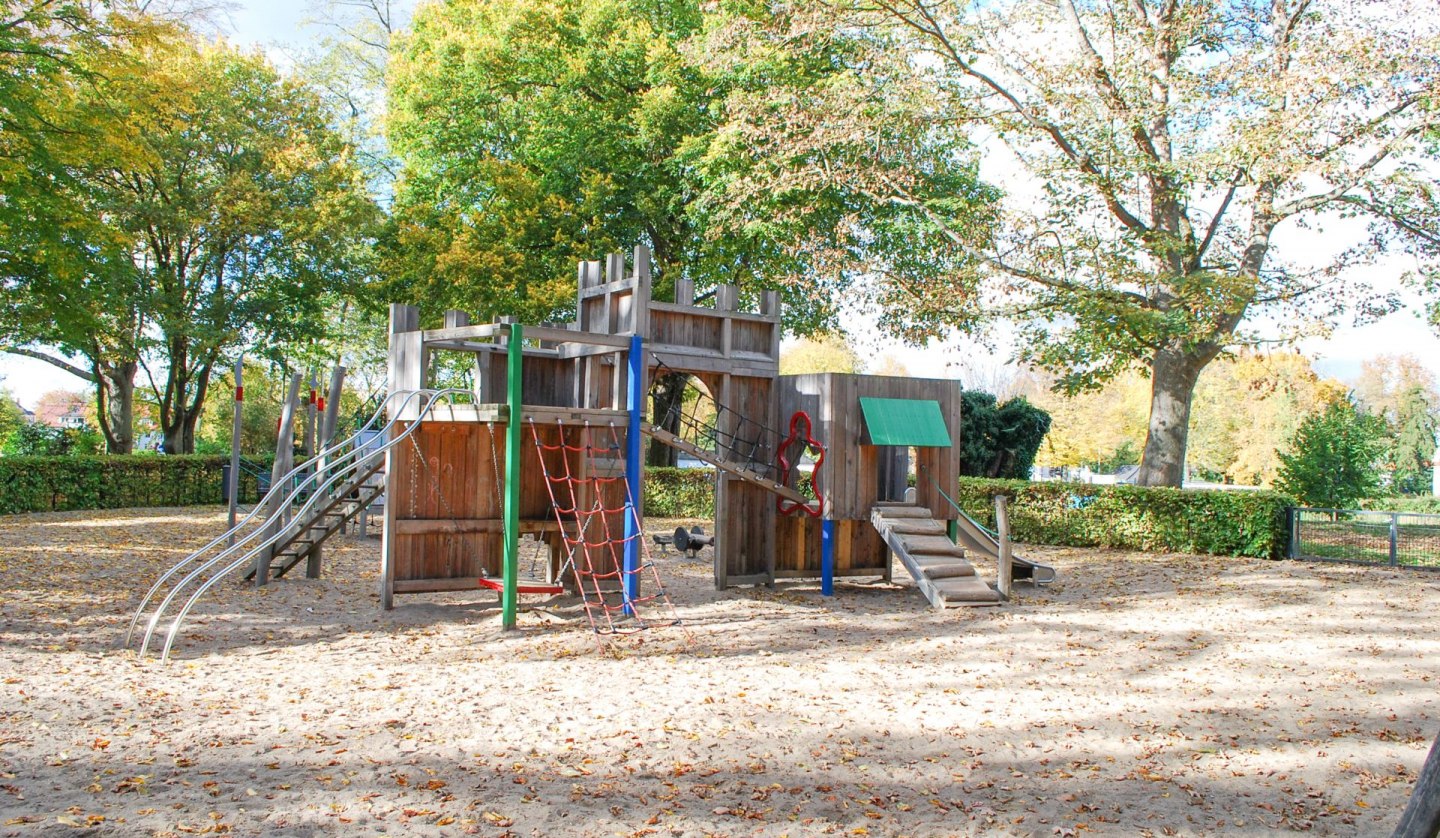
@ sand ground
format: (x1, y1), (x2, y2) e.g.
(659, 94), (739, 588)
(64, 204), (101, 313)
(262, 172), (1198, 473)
(1, 506), (1437, 837)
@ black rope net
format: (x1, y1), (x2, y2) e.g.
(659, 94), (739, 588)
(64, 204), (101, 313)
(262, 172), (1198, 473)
(651, 358), (777, 475)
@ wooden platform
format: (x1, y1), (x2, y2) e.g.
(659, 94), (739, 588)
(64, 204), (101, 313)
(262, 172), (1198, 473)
(870, 505), (1000, 609)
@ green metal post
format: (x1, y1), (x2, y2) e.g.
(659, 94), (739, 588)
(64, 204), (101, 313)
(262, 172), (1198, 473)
(947, 519), (959, 543)
(502, 324), (523, 629)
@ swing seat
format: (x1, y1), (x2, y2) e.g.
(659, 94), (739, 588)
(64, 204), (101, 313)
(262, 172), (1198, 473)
(477, 577), (566, 596)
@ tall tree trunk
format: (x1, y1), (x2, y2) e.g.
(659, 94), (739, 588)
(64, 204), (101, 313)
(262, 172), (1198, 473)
(1137, 344), (1215, 487)
(160, 364), (213, 455)
(94, 359), (136, 454)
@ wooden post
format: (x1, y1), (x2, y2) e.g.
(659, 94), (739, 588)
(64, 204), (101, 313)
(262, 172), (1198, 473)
(304, 366), (347, 580)
(994, 495), (1013, 601)
(304, 370), (318, 459)
(322, 366), (345, 447)
(259, 372), (302, 586)
(381, 303), (420, 610)
(227, 358), (243, 547)
(1393, 729), (1440, 838)
(502, 323), (523, 629)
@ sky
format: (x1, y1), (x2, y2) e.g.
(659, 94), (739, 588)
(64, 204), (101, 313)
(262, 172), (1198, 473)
(4, 2), (1439, 408)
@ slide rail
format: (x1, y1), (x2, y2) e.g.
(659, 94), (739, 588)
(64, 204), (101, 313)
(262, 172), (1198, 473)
(124, 388), (474, 662)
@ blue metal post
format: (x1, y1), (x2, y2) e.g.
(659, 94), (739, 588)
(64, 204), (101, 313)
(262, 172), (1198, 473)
(821, 519), (836, 597)
(623, 335), (644, 608)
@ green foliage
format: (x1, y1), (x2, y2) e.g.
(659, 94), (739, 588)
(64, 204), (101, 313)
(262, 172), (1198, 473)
(2, 423), (102, 457)
(1089, 440), (1140, 473)
(0, 455), (271, 515)
(1276, 399), (1387, 509)
(385, 0), (995, 334)
(0, 394), (24, 447)
(1359, 496), (1440, 514)
(1389, 385), (1436, 495)
(959, 392), (1051, 479)
(2, 26), (379, 455)
(953, 478), (1294, 560)
(642, 467), (714, 518)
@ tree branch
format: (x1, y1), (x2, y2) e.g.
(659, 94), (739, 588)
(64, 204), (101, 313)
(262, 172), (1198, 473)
(1, 346), (96, 382)
(870, 0), (1151, 233)
(1274, 123), (1427, 217)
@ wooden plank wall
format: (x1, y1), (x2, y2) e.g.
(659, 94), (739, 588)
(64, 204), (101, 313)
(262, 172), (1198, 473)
(773, 517), (888, 577)
(385, 420), (626, 594)
(775, 373), (963, 521)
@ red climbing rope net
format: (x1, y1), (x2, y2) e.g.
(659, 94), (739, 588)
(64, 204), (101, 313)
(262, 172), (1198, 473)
(528, 419), (681, 638)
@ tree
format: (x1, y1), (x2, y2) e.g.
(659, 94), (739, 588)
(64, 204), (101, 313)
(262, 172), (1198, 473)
(1354, 354), (1438, 426)
(716, 0), (1440, 487)
(778, 333), (864, 376)
(384, 0), (994, 332)
(959, 391), (1052, 479)
(76, 35), (377, 453)
(1186, 351), (1344, 485)
(0, 389), (25, 447)
(1391, 385), (1437, 495)
(1276, 398), (1386, 508)
(1030, 370), (1150, 469)
(0, 3), (152, 452)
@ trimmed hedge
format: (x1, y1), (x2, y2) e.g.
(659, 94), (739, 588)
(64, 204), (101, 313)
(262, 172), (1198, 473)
(0, 457), (1297, 561)
(951, 478), (1295, 559)
(644, 467), (716, 518)
(0, 456), (271, 515)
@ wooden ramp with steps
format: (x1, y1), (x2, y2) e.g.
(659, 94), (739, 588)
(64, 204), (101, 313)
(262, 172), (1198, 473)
(870, 505), (1000, 609)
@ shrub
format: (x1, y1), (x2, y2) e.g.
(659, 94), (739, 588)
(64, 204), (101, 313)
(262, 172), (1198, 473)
(1276, 399), (1386, 508)
(0, 456), (271, 515)
(644, 467), (715, 518)
(959, 392), (1052, 479)
(1359, 496), (1440, 514)
(951, 478), (1295, 559)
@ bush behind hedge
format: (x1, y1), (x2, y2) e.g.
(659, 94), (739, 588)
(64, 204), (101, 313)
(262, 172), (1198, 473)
(951, 478), (1295, 559)
(0, 456), (271, 515)
(643, 467), (715, 518)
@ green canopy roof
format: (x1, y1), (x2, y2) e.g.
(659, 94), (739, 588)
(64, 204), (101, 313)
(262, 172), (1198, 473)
(859, 397), (951, 447)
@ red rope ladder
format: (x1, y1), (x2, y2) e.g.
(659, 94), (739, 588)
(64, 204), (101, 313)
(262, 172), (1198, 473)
(529, 419), (681, 637)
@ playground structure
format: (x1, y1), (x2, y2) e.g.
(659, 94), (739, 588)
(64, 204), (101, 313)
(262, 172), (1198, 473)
(377, 246), (1052, 613)
(127, 245), (1052, 660)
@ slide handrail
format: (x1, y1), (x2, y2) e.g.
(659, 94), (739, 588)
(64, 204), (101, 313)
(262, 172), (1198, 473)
(125, 388), (473, 661)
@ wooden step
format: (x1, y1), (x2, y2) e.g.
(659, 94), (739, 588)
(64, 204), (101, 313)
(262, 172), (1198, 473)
(870, 506), (997, 610)
(881, 519), (947, 536)
(900, 535), (969, 556)
(873, 504), (934, 518)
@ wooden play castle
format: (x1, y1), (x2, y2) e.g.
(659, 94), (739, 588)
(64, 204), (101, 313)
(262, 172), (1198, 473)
(381, 246), (1019, 629)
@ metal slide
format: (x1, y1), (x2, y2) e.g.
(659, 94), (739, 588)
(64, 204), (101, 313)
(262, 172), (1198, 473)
(951, 510), (1058, 585)
(123, 389), (473, 662)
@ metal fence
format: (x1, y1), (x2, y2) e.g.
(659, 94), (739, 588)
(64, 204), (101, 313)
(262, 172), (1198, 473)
(1289, 507), (1440, 569)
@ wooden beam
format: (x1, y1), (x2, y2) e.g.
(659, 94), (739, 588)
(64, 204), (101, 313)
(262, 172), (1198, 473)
(419, 323), (503, 343)
(643, 424), (807, 504)
(393, 518), (572, 535)
(648, 301), (779, 325)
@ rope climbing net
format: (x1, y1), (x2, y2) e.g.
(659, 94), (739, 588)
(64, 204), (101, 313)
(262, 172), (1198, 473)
(652, 358), (774, 472)
(529, 419), (681, 637)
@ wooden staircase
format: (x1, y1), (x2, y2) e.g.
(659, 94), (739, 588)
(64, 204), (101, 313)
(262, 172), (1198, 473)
(870, 505), (1000, 609)
(245, 460), (384, 581)
(642, 424), (808, 505)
